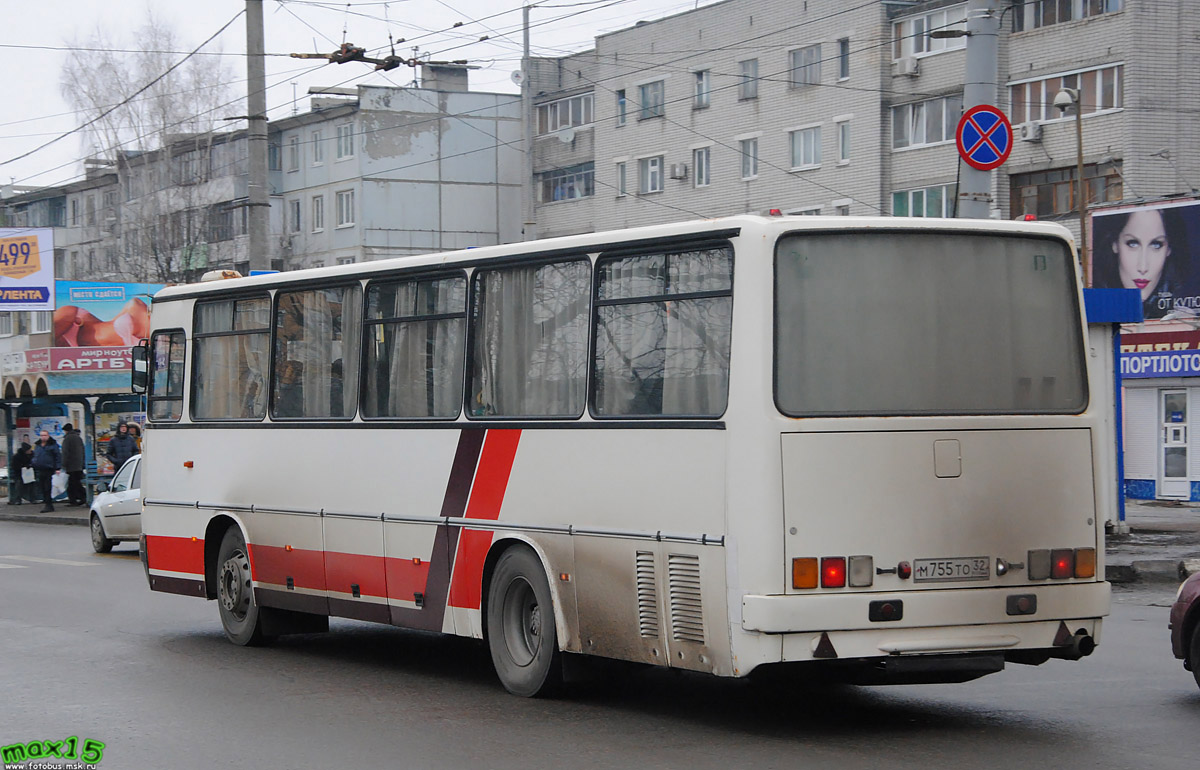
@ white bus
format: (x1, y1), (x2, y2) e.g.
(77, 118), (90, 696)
(135, 215), (1109, 696)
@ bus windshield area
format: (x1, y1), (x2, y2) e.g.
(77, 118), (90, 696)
(774, 231), (1087, 417)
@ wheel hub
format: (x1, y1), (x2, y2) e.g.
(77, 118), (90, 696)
(219, 551), (251, 617)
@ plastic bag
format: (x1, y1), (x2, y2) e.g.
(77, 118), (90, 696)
(51, 470), (67, 498)
(20, 467), (34, 484)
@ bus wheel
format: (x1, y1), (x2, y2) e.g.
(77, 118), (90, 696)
(216, 527), (264, 646)
(486, 547), (562, 697)
(90, 514), (114, 554)
(1191, 625), (1200, 691)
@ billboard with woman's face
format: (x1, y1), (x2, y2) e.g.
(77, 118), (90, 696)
(1092, 200), (1200, 320)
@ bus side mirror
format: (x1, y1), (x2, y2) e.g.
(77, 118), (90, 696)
(131, 341), (149, 394)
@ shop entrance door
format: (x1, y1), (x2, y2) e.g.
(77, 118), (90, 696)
(1160, 390), (1190, 500)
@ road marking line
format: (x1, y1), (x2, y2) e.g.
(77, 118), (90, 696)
(0, 555), (100, 567)
(0, 563), (27, 569)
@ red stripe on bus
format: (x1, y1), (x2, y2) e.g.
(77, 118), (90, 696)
(250, 543), (328, 591)
(325, 551), (387, 598)
(385, 558), (432, 602)
(146, 535), (205, 575)
(447, 429), (522, 611)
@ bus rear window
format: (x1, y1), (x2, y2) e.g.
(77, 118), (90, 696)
(774, 231), (1087, 416)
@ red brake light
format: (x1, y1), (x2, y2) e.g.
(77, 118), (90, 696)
(1051, 549), (1074, 580)
(821, 557), (846, 588)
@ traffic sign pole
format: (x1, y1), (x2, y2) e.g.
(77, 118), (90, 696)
(956, 0), (1001, 219)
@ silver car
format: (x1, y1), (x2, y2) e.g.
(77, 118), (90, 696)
(90, 455), (142, 553)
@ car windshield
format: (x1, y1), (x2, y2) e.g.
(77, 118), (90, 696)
(774, 230), (1088, 416)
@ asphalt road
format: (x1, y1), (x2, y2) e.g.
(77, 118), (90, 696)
(1, 520), (1197, 770)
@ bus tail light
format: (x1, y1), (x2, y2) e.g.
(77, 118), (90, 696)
(1028, 549), (1051, 580)
(821, 557), (846, 588)
(1074, 548), (1096, 578)
(1050, 549), (1074, 580)
(848, 555), (874, 587)
(792, 558), (818, 589)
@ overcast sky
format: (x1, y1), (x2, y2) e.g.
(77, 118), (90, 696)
(1, 0), (717, 188)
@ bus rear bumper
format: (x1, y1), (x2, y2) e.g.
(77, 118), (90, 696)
(742, 582), (1109, 662)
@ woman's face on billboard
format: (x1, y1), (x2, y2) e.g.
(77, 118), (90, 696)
(1116, 210), (1171, 301)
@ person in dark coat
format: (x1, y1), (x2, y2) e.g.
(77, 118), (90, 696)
(61, 423), (86, 507)
(105, 422), (140, 471)
(31, 430), (62, 512)
(8, 442), (34, 504)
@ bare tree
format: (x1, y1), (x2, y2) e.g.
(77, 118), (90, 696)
(59, 10), (244, 284)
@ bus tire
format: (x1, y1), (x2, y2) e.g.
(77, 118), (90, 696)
(216, 527), (265, 646)
(486, 546), (562, 697)
(90, 514), (114, 554)
(1191, 624), (1200, 692)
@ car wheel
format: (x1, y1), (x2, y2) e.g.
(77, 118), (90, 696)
(1191, 623), (1200, 692)
(486, 546), (562, 697)
(90, 513), (113, 554)
(216, 527), (265, 646)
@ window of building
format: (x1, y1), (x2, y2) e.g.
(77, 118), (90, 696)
(336, 122), (354, 159)
(790, 45), (821, 87)
(1009, 64), (1123, 125)
(287, 136), (300, 172)
(892, 184), (958, 217)
(838, 38), (850, 80)
(469, 260), (591, 417)
(0, 312), (11, 337)
(639, 156), (664, 193)
(1009, 162), (1123, 218)
(789, 126), (822, 170)
(791, 207), (822, 216)
(639, 80), (665, 120)
(738, 59), (759, 100)
(337, 256), (355, 265)
(616, 89), (627, 126)
(892, 95), (963, 149)
(593, 246), (733, 417)
(1012, 0), (1122, 32)
(837, 120), (851, 163)
(312, 195), (324, 232)
(740, 138), (758, 179)
(192, 297), (271, 420)
(336, 189), (355, 227)
(268, 141), (281, 171)
(537, 93), (594, 134)
(694, 70), (711, 108)
(149, 331), (186, 421)
(836, 204), (851, 216)
(289, 199), (301, 233)
(70, 199), (79, 226)
(311, 130), (324, 164)
(693, 147), (711, 187)
(615, 161), (627, 196)
(209, 204), (234, 242)
(893, 4), (967, 59)
(32, 311), (52, 334)
(363, 275), (467, 419)
(86, 196), (96, 226)
(271, 286), (361, 419)
(540, 163), (595, 202)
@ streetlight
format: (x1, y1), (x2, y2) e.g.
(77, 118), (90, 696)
(1054, 87), (1088, 281)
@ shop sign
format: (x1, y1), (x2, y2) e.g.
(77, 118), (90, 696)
(1121, 349), (1200, 379)
(50, 347), (130, 371)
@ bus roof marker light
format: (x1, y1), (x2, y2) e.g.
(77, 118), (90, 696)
(848, 555), (873, 587)
(821, 557), (846, 588)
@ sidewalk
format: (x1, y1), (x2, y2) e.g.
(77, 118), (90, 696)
(1, 495), (1197, 583)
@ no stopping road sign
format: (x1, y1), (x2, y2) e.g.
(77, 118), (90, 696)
(956, 105), (1012, 171)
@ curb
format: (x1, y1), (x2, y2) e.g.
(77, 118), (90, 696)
(0, 513), (88, 527)
(1107, 559), (1200, 584)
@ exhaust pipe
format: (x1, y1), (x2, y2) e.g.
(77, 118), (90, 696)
(1061, 631), (1096, 660)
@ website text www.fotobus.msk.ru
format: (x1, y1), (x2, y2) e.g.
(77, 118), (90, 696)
(2, 736), (105, 768)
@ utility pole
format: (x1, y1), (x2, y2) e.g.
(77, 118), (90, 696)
(246, 0), (270, 272)
(522, 5), (536, 241)
(956, 0), (1001, 219)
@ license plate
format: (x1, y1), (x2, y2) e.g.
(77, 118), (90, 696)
(913, 556), (990, 583)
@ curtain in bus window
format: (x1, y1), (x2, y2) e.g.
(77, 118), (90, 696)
(470, 261), (589, 417)
(194, 334), (268, 419)
(594, 248), (732, 416)
(364, 277), (465, 418)
(272, 287), (361, 418)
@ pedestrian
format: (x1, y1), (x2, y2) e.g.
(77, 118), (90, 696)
(31, 429), (62, 512)
(127, 422), (142, 450)
(8, 442), (34, 504)
(61, 422), (86, 507)
(105, 421), (140, 472)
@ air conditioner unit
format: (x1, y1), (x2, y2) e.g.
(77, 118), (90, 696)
(892, 57), (919, 77)
(669, 163), (688, 180)
(1019, 122), (1043, 142)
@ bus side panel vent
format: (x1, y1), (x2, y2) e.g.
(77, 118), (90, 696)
(635, 550), (659, 638)
(668, 553), (705, 644)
